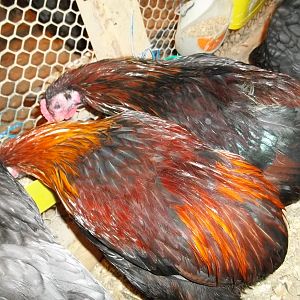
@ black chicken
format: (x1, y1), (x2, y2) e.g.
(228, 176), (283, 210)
(250, 0), (300, 79)
(0, 162), (111, 300)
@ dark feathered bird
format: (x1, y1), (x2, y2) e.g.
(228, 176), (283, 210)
(0, 109), (288, 300)
(250, 0), (300, 79)
(40, 54), (300, 205)
(0, 162), (111, 300)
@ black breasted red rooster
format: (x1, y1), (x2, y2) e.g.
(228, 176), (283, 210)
(40, 54), (300, 205)
(0, 109), (288, 300)
(0, 162), (111, 300)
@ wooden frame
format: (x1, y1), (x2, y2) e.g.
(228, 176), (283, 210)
(76, 0), (150, 59)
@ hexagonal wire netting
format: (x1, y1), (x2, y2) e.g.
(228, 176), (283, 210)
(0, 0), (181, 141)
(0, 0), (94, 141)
(138, 0), (181, 59)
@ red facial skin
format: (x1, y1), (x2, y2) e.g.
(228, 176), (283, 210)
(7, 167), (20, 178)
(40, 91), (81, 122)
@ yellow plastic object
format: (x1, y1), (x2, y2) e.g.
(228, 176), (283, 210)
(25, 180), (57, 213)
(230, 0), (266, 30)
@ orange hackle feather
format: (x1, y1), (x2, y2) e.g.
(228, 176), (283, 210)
(174, 153), (285, 284)
(217, 158), (283, 208)
(0, 119), (114, 212)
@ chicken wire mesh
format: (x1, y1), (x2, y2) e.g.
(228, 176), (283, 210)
(0, 0), (95, 141)
(138, 0), (181, 59)
(0, 0), (183, 142)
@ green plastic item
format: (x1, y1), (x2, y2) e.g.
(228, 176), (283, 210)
(164, 55), (181, 61)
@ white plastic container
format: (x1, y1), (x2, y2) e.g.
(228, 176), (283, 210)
(175, 0), (232, 55)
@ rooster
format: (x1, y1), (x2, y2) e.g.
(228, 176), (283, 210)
(0, 110), (288, 300)
(250, 0), (300, 80)
(0, 162), (111, 300)
(40, 54), (300, 205)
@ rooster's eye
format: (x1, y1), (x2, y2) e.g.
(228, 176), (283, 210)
(64, 91), (72, 100)
(54, 103), (61, 110)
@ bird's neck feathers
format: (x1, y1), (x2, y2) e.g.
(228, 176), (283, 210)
(51, 57), (300, 110)
(0, 120), (114, 208)
(54, 58), (181, 111)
